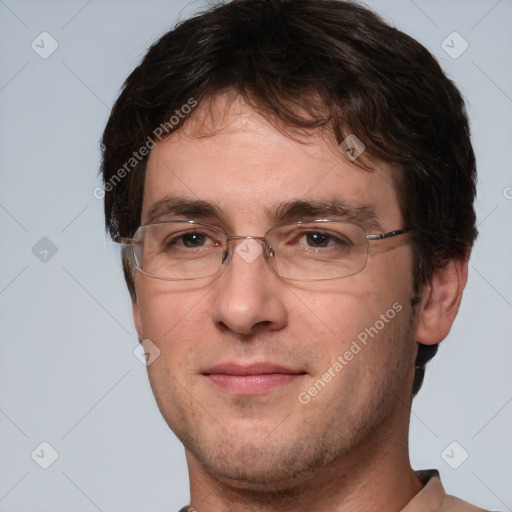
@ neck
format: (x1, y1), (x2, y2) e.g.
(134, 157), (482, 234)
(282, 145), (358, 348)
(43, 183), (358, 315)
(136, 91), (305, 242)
(186, 413), (424, 512)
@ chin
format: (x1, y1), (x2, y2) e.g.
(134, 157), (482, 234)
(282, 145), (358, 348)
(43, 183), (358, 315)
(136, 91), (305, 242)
(185, 428), (348, 494)
(199, 454), (312, 493)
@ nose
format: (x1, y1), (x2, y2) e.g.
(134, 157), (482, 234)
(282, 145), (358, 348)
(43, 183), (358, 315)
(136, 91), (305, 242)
(211, 237), (288, 337)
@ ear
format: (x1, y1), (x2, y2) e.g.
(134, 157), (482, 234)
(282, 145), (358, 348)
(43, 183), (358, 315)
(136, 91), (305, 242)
(415, 255), (468, 345)
(132, 298), (143, 343)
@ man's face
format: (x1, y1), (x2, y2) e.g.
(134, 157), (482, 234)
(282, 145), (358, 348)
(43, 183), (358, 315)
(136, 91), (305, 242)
(132, 93), (419, 490)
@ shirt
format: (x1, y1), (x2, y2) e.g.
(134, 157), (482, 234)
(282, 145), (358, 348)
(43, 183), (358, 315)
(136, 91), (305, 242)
(178, 469), (493, 512)
(401, 470), (491, 511)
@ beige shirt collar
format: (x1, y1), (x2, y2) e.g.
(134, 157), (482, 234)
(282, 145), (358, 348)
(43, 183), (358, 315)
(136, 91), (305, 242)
(402, 470), (445, 512)
(402, 470), (489, 512)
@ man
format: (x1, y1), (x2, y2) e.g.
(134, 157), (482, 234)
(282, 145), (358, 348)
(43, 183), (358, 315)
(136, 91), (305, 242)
(100, 0), (490, 510)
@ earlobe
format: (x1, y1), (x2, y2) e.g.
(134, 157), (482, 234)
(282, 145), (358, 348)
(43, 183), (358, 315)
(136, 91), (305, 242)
(415, 256), (469, 346)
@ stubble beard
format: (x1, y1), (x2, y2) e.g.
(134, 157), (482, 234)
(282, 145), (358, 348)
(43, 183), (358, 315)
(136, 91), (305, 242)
(149, 307), (417, 500)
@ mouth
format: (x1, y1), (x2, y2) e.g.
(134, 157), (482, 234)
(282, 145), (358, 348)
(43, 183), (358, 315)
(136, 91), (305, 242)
(203, 362), (307, 395)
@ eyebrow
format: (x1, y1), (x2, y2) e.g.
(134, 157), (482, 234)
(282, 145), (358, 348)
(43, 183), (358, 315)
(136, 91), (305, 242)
(268, 199), (382, 231)
(145, 196), (222, 224)
(145, 196), (382, 231)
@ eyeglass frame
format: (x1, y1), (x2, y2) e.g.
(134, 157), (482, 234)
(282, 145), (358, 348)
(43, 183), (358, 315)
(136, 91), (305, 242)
(116, 219), (409, 282)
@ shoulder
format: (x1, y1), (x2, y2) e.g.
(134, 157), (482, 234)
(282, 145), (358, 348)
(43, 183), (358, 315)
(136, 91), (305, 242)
(409, 470), (495, 512)
(442, 494), (495, 512)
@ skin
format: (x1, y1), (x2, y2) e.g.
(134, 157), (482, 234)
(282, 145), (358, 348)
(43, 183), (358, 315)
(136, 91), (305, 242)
(131, 92), (468, 511)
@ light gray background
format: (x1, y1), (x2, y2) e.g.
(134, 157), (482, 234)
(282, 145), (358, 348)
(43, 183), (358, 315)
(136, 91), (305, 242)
(0, 1), (511, 511)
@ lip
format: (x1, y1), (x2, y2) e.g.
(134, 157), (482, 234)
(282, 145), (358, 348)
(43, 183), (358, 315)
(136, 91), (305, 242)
(203, 362), (306, 395)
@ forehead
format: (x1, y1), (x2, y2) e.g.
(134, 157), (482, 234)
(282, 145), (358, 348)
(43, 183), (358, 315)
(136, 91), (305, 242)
(142, 93), (402, 230)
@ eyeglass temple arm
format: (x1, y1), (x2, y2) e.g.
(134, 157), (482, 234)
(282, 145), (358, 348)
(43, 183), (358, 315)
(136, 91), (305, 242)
(115, 236), (137, 245)
(366, 228), (408, 241)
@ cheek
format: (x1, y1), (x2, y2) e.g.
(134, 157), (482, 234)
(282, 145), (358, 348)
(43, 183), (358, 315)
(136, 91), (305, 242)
(291, 263), (414, 370)
(134, 279), (215, 360)
(137, 288), (212, 412)
(298, 296), (415, 413)
(290, 275), (394, 338)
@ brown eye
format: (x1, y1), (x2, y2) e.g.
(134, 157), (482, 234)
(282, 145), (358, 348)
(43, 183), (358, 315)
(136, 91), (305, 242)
(297, 231), (351, 248)
(305, 232), (331, 247)
(163, 230), (218, 250)
(180, 233), (208, 247)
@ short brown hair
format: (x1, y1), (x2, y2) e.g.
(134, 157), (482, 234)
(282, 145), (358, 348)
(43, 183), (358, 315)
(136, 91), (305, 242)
(101, 0), (477, 396)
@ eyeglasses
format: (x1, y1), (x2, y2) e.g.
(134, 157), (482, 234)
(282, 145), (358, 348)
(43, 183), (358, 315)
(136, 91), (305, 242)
(116, 220), (408, 282)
